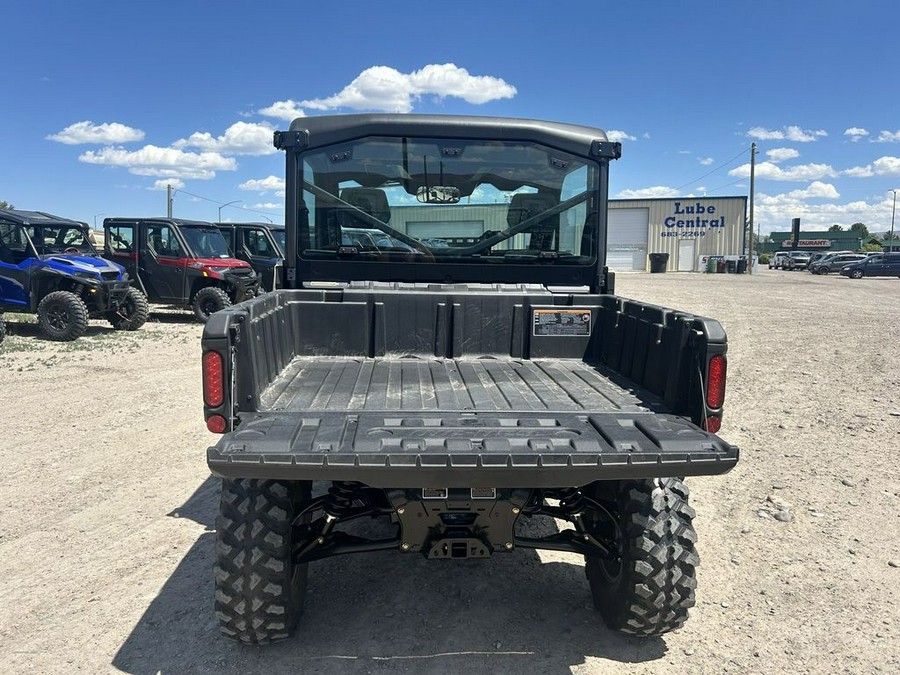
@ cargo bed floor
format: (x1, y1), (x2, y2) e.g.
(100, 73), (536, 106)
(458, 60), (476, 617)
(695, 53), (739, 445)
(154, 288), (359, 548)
(261, 357), (662, 414)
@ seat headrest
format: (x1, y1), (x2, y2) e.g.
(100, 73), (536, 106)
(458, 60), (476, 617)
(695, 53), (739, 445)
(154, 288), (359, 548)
(339, 188), (391, 224)
(507, 193), (558, 227)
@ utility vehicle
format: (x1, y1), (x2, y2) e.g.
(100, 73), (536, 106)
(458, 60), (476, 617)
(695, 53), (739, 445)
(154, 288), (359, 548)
(214, 222), (284, 292)
(0, 208), (147, 341)
(201, 114), (739, 644)
(103, 217), (260, 322)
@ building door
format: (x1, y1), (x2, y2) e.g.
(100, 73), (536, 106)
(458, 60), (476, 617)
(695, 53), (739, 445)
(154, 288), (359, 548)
(607, 208), (649, 270)
(678, 239), (695, 271)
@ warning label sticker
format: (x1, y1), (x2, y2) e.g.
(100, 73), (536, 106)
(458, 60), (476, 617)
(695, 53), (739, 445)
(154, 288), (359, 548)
(532, 309), (592, 337)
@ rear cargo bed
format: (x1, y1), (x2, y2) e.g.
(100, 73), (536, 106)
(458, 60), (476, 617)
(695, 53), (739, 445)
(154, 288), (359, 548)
(205, 288), (738, 486)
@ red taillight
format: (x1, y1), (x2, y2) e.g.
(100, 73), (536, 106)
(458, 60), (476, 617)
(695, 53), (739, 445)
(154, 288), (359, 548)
(706, 354), (726, 409)
(203, 351), (224, 407)
(705, 416), (722, 433)
(207, 414), (227, 433)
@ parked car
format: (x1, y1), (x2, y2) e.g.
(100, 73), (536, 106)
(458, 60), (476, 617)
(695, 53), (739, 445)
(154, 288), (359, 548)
(840, 252), (900, 278)
(215, 222), (284, 292)
(783, 251), (811, 270)
(769, 251), (790, 269)
(0, 208), (147, 340)
(807, 252), (832, 268)
(810, 253), (866, 274)
(103, 217), (260, 322)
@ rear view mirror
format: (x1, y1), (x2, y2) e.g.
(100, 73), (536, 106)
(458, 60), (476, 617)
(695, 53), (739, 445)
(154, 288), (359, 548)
(416, 186), (461, 204)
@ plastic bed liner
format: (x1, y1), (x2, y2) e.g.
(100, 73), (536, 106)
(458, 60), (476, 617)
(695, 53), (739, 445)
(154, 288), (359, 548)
(208, 356), (738, 487)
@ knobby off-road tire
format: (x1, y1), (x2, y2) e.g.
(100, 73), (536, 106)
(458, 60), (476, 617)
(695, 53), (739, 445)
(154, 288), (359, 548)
(37, 291), (89, 341)
(214, 479), (311, 644)
(192, 286), (231, 323)
(107, 287), (149, 331)
(585, 477), (699, 637)
(0, 313), (6, 344)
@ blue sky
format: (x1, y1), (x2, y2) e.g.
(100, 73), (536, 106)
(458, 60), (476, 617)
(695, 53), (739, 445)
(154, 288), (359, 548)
(3, 0), (900, 236)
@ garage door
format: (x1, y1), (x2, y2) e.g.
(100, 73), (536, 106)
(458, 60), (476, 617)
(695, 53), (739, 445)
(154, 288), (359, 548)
(607, 208), (649, 270)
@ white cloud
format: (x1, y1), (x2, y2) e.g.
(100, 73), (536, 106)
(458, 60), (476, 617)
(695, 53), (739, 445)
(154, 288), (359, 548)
(239, 175), (285, 192)
(754, 193), (896, 236)
(78, 145), (236, 180)
(787, 181), (840, 199)
(47, 120), (145, 145)
(766, 148), (800, 163)
(843, 156), (900, 177)
(876, 130), (900, 143)
(844, 127), (869, 142)
(607, 130), (637, 142)
(150, 178), (184, 190)
(747, 125), (827, 142)
(258, 100), (307, 122)
(698, 157), (714, 166)
(251, 202), (283, 210)
(642, 132), (651, 140)
(298, 63), (516, 113)
(173, 121), (277, 156)
(729, 161), (837, 181)
(616, 186), (680, 199)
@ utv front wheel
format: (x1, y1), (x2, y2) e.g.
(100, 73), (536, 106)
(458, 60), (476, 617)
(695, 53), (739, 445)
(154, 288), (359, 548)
(37, 291), (89, 341)
(192, 286), (231, 323)
(0, 313), (6, 344)
(214, 479), (311, 644)
(585, 477), (699, 637)
(107, 287), (149, 331)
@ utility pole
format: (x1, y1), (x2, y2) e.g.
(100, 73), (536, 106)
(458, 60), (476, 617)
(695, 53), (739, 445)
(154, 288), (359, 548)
(748, 142), (757, 273)
(890, 189), (897, 253)
(167, 184), (173, 217)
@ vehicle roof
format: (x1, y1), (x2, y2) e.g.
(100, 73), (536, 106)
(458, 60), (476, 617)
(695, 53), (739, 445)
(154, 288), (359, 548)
(214, 221), (283, 229)
(0, 208), (85, 227)
(104, 217), (218, 228)
(286, 113), (619, 159)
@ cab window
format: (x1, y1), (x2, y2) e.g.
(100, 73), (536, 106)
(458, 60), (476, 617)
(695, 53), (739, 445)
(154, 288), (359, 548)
(147, 225), (184, 258)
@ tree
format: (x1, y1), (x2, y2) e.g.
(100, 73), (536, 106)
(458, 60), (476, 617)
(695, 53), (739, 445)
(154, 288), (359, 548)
(828, 224), (844, 232)
(849, 222), (870, 239)
(0, 200), (13, 209)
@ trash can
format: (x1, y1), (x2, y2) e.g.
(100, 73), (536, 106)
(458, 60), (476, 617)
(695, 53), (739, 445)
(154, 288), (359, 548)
(706, 257), (718, 273)
(716, 259), (727, 273)
(649, 252), (669, 273)
(737, 257), (748, 274)
(726, 259), (737, 273)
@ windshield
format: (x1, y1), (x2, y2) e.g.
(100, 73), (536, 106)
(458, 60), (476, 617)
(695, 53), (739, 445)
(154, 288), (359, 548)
(26, 225), (96, 256)
(269, 228), (286, 255)
(180, 226), (232, 258)
(298, 136), (599, 264)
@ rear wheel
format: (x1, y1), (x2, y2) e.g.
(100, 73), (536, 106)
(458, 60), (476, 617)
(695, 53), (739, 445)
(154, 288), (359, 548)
(584, 478), (699, 636)
(192, 286), (231, 323)
(214, 479), (311, 644)
(107, 287), (149, 331)
(37, 291), (89, 341)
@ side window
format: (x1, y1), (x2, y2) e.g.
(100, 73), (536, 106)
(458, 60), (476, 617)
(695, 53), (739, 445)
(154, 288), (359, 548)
(147, 225), (184, 258)
(243, 229), (271, 257)
(0, 223), (28, 251)
(108, 225), (135, 253)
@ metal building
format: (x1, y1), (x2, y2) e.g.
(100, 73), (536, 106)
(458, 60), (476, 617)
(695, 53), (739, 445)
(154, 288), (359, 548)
(608, 196), (748, 271)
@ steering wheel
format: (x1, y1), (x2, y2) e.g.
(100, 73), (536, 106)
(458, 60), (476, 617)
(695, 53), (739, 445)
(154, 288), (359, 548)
(63, 247), (81, 254)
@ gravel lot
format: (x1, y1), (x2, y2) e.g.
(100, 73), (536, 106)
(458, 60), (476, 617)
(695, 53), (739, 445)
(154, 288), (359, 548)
(1, 269), (898, 674)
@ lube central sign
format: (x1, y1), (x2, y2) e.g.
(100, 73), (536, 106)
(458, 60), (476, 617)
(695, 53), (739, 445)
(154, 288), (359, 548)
(661, 201), (726, 237)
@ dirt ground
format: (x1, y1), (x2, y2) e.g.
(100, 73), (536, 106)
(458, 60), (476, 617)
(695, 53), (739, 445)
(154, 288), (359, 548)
(1, 270), (898, 674)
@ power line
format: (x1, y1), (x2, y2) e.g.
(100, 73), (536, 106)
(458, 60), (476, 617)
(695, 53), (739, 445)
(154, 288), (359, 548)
(172, 187), (283, 220)
(673, 147), (750, 192)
